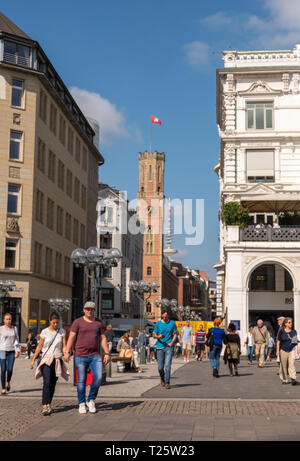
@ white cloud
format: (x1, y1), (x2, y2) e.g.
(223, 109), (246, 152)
(174, 249), (189, 259)
(182, 41), (212, 70)
(70, 87), (130, 146)
(200, 11), (232, 28)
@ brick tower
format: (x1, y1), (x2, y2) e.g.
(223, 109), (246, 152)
(137, 151), (165, 321)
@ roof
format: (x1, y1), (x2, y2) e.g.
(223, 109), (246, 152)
(0, 11), (31, 39)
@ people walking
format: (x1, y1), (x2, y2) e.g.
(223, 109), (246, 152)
(223, 323), (241, 376)
(265, 333), (274, 362)
(181, 321), (194, 362)
(195, 325), (206, 361)
(276, 317), (300, 385)
(276, 317), (285, 373)
(0, 313), (20, 395)
(30, 311), (69, 415)
(64, 301), (110, 414)
(149, 335), (157, 362)
(25, 332), (37, 359)
(244, 327), (254, 364)
(252, 319), (269, 368)
(153, 309), (178, 389)
(104, 325), (114, 354)
(206, 318), (225, 378)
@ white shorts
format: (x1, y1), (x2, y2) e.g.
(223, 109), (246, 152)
(182, 341), (192, 351)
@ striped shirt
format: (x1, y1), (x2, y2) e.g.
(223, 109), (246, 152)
(196, 330), (206, 344)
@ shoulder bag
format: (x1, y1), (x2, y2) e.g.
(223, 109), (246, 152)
(36, 328), (60, 366)
(206, 329), (214, 348)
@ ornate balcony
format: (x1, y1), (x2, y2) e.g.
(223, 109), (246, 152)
(240, 227), (300, 242)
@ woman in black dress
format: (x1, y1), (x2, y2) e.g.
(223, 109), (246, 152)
(223, 323), (241, 376)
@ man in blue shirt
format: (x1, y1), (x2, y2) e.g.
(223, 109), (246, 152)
(153, 310), (178, 389)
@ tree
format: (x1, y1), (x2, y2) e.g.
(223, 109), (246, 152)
(222, 202), (250, 228)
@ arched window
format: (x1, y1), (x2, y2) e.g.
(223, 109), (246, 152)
(146, 302), (152, 313)
(147, 266), (152, 275)
(149, 165), (152, 181)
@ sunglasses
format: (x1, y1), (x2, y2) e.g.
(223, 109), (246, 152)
(84, 308), (95, 312)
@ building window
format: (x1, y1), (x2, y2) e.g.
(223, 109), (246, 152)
(55, 252), (62, 280)
(246, 102), (273, 130)
(73, 218), (79, 245)
(56, 206), (63, 235)
(100, 206), (113, 223)
(7, 184), (20, 214)
(48, 150), (56, 182)
(49, 103), (57, 135)
(4, 41), (31, 67)
(39, 90), (47, 123)
(146, 302), (152, 314)
(250, 264), (275, 291)
(37, 139), (46, 172)
(82, 147), (87, 171)
(74, 178), (80, 204)
(67, 127), (73, 155)
(34, 241), (42, 273)
(9, 130), (22, 161)
(65, 213), (72, 240)
(11, 79), (24, 107)
(147, 266), (152, 276)
(80, 224), (86, 248)
(5, 239), (18, 268)
(81, 185), (86, 210)
(66, 170), (73, 197)
(46, 198), (54, 230)
(75, 138), (81, 164)
(285, 270), (293, 291)
(100, 232), (112, 249)
(59, 115), (66, 145)
(246, 150), (274, 183)
(64, 256), (70, 283)
(35, 189), (44, 223)
(45, 247), (53, 277)
(149, 165), (152, 181)
(57, 160), (65, 190)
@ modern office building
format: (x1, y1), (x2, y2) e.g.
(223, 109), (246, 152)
(215, 44), (300, 346)
(0, 12), (104, 339)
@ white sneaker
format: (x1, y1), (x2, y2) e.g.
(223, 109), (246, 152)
(79, 403), (87, 414)
(24, 356), (29, 359)
(184, 357), (186, 362)
(87, 400), (96, 414)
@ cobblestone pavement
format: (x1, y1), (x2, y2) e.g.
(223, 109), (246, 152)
(1, 398), (300, 441)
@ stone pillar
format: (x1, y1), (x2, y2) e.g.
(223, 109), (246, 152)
(275, 264), (285, 292)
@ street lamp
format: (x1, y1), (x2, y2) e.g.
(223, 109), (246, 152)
(48, 298), (71, 328)
(71, 246), (122, 318)
(155, 298), (178, 318)
(129, 279), (160, 364)
(0, 280), (16, 322)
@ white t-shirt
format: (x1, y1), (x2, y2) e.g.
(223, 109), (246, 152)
(40, 327), (66, 357)
(247, 332), (253, 347)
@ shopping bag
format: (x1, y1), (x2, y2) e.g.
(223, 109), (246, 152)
(75, 368), (93, 386)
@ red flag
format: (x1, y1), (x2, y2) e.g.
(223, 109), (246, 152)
(151, 115), (162, 125)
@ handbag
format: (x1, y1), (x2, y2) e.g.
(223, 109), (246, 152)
(119, 348), (133, 360)
(36, 328), (60, 366)
(206, 329), (214, 348)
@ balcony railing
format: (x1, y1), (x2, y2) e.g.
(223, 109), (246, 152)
(240, 227), (300, 241)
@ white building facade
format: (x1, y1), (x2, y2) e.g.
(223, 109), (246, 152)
(97, 184), (143, 321)
(215, 44), (300, 349)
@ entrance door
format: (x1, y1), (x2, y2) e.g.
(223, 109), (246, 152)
(0, 297), (21, 336)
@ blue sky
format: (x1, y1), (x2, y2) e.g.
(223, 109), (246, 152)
(3, 0), (300, 278)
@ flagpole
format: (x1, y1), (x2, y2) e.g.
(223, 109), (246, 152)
(150, 116), (152, 153)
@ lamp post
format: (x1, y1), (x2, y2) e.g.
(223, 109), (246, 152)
(128, 280), (160, 364)
(0, 280), (16, 323)
(71, 246), (122, 319)
(155, 298), (178, 316)
(48, 298), (72, 328)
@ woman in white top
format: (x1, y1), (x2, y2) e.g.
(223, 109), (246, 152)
(0, 312), (20, 394)
(30, 311), (69, 415)
(244, 327), (254, 365)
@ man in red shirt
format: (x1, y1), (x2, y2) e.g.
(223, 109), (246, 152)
(64, 301), (110, 414)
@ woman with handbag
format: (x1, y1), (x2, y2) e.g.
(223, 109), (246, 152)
(206, 318), (225, 378)
(0, 312), (20, 395)
(117, 332), (142, 373)
(30, 312), (69, 415)
(223, 323), (241, 376)
(276, 317), (300, 385)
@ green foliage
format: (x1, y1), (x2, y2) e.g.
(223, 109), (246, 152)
(222, 202), (250, 228)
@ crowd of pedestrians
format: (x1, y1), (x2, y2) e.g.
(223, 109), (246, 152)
(1, 305), (300, 416)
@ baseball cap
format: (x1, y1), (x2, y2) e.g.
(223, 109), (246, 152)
(84, 301), (96, 309)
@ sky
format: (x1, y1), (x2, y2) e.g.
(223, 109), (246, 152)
(3, 0), (300, 278)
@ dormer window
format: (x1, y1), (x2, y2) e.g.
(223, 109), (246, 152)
(4, 41), (31, 67)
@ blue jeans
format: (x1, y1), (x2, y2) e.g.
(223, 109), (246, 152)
(0, 351), (15, 389)
(75, 355), (102, 404)
(157, 346), (174, 385)
(247, 345), (254, 363)
(209, 345), (222, 372)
